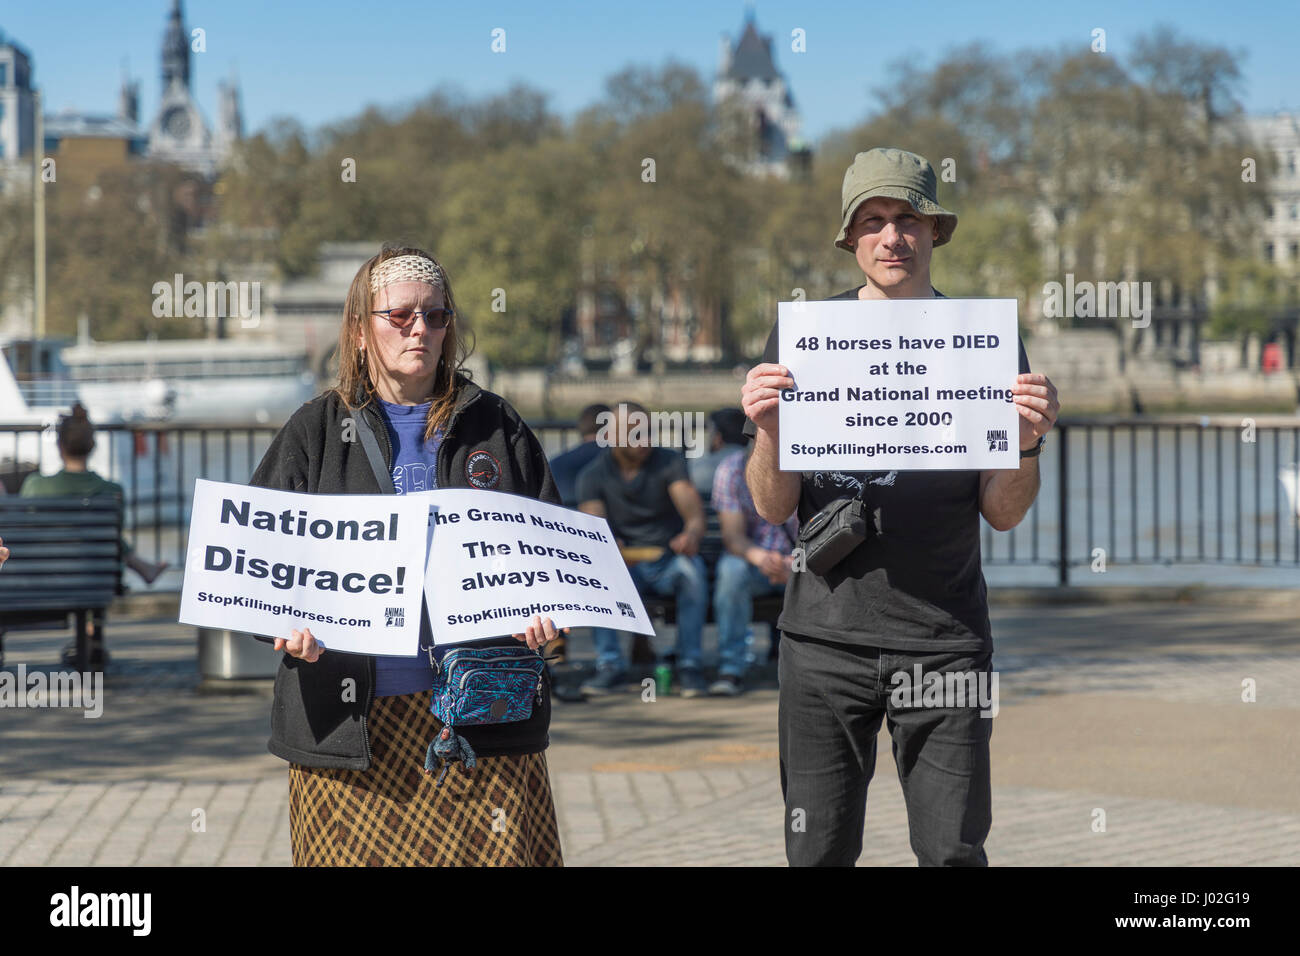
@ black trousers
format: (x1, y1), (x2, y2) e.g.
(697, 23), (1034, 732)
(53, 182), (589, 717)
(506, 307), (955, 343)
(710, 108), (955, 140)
(777, 631), (994, 866)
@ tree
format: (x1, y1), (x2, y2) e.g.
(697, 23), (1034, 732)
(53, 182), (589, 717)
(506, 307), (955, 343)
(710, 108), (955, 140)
(583, 63), (752, 368)
(436, 136), (592, 368)
(44, 160), (205, 340)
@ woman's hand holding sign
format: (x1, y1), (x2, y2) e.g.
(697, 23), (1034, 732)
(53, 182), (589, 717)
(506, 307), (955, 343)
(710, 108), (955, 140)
(276, 627), (325, 662)
(513, 614), (568, 652)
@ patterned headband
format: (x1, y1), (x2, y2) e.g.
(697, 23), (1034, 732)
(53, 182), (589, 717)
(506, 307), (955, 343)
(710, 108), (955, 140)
(368, 255), (445, 294)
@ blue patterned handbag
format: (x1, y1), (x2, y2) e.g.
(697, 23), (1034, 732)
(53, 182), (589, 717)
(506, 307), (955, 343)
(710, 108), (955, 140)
(424, 643), (546, 784)
(350, 406), (549, 785)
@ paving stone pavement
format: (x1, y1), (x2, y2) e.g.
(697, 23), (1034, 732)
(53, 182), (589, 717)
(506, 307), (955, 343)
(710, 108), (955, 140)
(993, 653), (1300, 708)
(1, 598), (1298, 866)
(4, 767), (1297, 867)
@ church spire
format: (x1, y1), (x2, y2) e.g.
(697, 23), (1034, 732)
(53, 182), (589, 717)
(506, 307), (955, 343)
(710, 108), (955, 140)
(118, 60), (140, 125)
(161, 0), (189, 92)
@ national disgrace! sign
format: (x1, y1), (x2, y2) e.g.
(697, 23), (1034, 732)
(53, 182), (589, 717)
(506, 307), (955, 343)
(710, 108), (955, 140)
(179, 479), (430, 656)
(179, 481), (654, 654)
(777, 297), (1021, 471)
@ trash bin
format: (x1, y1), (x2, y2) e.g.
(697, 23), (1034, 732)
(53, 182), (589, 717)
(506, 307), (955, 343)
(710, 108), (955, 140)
(197, 627), (279, 689)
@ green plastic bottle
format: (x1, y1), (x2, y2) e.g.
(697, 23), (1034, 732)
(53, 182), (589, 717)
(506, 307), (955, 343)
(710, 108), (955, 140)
(653, 662), (672, 696)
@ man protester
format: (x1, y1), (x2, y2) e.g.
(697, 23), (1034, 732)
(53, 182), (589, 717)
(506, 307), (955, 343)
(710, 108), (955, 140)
(577, 401), (710, 697)
(709, 441), (798, 696)
(742, 147), (1059, 866)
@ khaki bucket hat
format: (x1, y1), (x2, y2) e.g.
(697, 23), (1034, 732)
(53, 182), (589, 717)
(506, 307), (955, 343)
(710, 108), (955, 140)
(834, 147), (958, 252)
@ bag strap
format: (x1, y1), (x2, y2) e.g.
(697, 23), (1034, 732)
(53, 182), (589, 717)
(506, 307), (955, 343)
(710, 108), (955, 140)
(353, 405), (396, 494)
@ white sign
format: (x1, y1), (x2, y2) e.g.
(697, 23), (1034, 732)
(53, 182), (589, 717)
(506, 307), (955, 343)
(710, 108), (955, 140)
(777, 298), (1021, 471)
(422, 489), (655, 645)
(178, 479), (431, 656)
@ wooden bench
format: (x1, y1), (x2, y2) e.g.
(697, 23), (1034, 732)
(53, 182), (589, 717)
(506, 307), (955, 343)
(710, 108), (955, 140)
(0, 496), (125, 671)
(631, 506), (784, 665)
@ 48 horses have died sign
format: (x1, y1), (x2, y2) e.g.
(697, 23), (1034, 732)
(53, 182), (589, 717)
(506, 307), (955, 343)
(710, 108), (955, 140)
(776, 297), (1021, 472)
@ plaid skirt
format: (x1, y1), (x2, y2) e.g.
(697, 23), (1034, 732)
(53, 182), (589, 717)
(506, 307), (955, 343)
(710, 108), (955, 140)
(288, 690), (563, 866)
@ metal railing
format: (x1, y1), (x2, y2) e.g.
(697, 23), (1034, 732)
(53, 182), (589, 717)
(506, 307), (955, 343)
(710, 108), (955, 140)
(0, 424), (280, 574)
(979, 417), (1300, 584)
(1, 416), (1297, 588)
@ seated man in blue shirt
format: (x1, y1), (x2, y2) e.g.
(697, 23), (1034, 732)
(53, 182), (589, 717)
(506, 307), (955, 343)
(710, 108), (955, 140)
(549, 403), (611, 508)
(576, 401), (709, 696)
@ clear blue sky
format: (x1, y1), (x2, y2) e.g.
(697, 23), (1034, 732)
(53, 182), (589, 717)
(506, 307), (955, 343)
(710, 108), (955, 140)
(3, 1), (1297, 143)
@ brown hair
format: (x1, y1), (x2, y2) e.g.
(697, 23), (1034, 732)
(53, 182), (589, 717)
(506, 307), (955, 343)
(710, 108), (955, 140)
(333, 243), (474, 441)
(57, 403), (96, 458)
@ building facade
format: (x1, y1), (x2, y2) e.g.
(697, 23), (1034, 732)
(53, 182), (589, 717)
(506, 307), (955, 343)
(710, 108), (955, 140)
(713, 13), (810, 179)
(146, 0), (241, 176)
(31, 1), (242, 183)
(1246, 112), (1300, 272)
(0, 31), (36, 192)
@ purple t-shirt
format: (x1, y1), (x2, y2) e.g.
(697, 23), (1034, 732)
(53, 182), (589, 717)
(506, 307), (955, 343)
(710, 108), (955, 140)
(374, 399), (442, 697)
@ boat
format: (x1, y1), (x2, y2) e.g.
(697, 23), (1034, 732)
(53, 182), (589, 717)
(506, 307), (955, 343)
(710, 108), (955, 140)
(0, 337), (316, 513)
(1, 336), (316, 427)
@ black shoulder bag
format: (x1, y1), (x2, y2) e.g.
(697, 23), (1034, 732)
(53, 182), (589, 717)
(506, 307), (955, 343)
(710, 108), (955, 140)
(795, 482), (875, 576)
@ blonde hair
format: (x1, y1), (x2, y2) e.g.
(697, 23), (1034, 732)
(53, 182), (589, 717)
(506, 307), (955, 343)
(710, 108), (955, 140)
(334, 243), (474, 441)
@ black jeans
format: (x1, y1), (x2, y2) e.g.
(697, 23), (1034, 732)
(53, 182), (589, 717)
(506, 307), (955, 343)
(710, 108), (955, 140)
(777, 631), (994, 866)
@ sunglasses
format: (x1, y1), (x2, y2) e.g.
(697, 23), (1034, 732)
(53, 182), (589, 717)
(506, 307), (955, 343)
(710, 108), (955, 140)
(371, 308), (454, 330)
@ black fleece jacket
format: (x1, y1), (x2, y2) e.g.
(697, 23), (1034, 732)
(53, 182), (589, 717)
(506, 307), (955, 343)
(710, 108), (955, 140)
(248, 374), (560, 770)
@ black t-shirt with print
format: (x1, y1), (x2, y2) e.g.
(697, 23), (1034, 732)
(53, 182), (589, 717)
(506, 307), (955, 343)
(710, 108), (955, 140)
(742, 287), (1032, 651)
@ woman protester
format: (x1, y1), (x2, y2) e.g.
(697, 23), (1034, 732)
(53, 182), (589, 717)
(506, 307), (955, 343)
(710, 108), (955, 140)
(249, 244), (565, 866)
